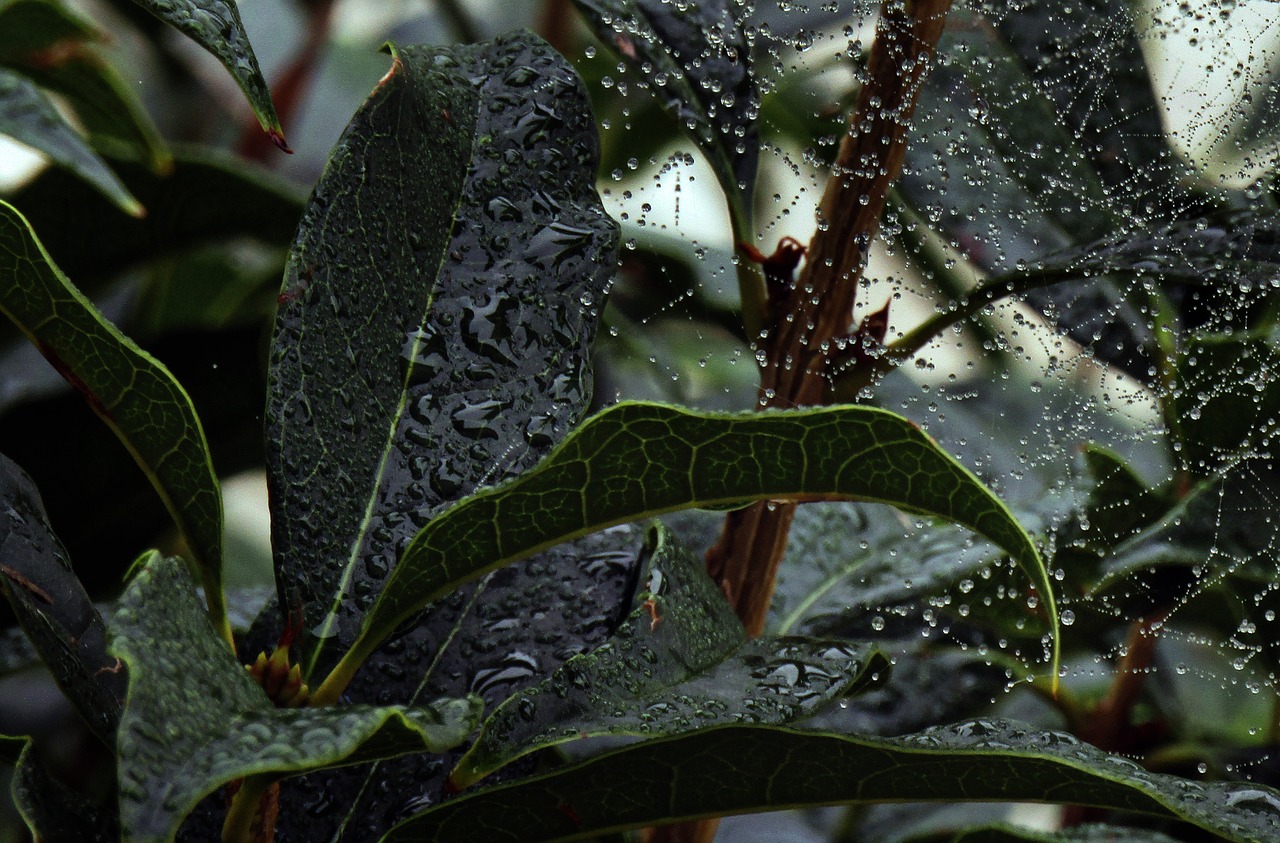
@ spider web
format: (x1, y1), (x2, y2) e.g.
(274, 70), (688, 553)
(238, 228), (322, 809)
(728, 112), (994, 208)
(593, 0), (1280, 836)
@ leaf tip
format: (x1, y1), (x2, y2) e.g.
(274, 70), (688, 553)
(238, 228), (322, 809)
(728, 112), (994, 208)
(267, 128), (293, 155)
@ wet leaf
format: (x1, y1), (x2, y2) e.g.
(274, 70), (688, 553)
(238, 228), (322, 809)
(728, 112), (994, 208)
(9, 146), (303, 280)
(12, 739), (117, 842)
(572, 0), (759, 222)
(0, 68), (141, 216)
(225, 528), (643, 843)
(0, 0), (169, 169)
(0, 453), (123, 742)
(1074, 444), (1168, 550)
(385, 719), (1280, 843)
(1092, 463), (1280, 618)
(987, 0), (1192, 221)
(127, 0), (283, 144)
(0, 201), (226, 639)
(110, 554), (481, 843)
(267, 32), (617, 680)
(327, 400), (1057, 701)
(919, 824), (1185, 843)
(450, 523), (888, 788)
(1174, 329), (1280, 475)
(891, 210), (1280, 379)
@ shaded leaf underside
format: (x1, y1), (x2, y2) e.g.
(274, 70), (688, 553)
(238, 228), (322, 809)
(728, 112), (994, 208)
(387, 720), (1280, 843)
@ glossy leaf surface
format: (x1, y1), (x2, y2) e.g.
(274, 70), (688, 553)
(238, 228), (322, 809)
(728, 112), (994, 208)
(267, 32), (617, 680)
(229, 529), (642, 843)
(128, 0), (282, 143)
(0, 453), (123, 742)
(332, 400), (1056, 695)
(0, 68), (141, 215)
(0, 201), (226, 636)
(386, 720), (1280, 842)
(571, 0), (759, 220)
(110, 554), (481, 843)
(450, 523), (888, 788)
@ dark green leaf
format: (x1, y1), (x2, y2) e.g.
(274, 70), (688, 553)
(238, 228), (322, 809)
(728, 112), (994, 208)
(18, 55), (170, 171)
(1092, 462), (1280, 619)
(571, 0), (759, 222)
(450, 523), (888, 788)
(0, 733), (26, 765)
(0, 453), (123, 742)
(0, 0), (169, 170)
(987, 0), (1191, 221)
(9, 146), (304, 280)
(0, 0), (93, 54)
(234, 528), (643, 843)
(0, 201), (227, 639)
(384, 719), (1280, 843)
(926, 823), (1184, 843)
(325, 401), (1057, 702)
(0, 68), (141, 216)
(1075, 443), (1168, 550)
(12, 740), (117, 842)
(1175, 329), (1280, 474)
(110, 554), (481, 843)
(266, 32), (618, 681)
(127, 0), (283, 145)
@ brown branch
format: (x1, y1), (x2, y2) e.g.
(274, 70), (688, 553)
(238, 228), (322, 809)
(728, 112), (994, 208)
(1063, 611), (1169, 826)
(707, 0), (955, 635)
(537, 0), (575, 57)
(660, 4), (955, 842)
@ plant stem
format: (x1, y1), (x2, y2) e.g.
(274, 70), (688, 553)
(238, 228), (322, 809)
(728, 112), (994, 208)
(537, 0), (574, 56)
(707, 0), (955, 630)
(221, 774), (276, 843)
(682, 4), (955, 841)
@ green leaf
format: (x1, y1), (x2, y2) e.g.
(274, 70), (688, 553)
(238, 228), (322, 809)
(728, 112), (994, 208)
(0, 0), (169, 169)
(987, 0), (1192, 221)
(450, 523), (888, 788)
(571, 0), (759, 223)
(0, 0), (93, 55)
(9, 146), (304, 280)
(322, 400), (1057, 703)
(0, 201), (227, 641)
(1174, 328), (1280, 474)
(12, 739), (117, 841)
(0, 733), (26, 765)
(384, 720), (1280, 843)
(18, 55), (170, 172)
(0, 453), (124, 742)
(266, 32), (618, 681)
(1074, 443), (1168, 550)
(110, 554), (482, 843)
(127, 0), (283, 146)
(0, 68), (142, 216)
(926, 824), (1185, 843)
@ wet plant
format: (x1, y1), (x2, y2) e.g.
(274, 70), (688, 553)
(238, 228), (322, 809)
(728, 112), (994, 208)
(3, 1), (1280, 842)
